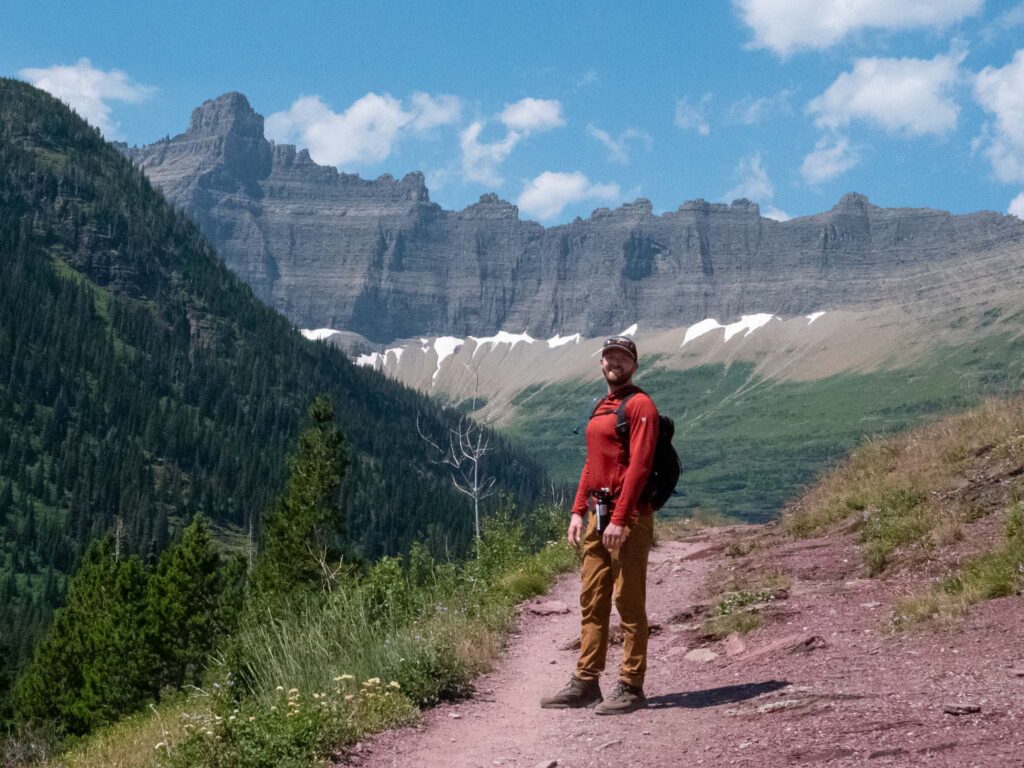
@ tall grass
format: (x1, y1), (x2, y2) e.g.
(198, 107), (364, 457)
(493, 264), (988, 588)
(780, 396), (1024, 626)
(891, 502), (1024, 629)
(34, 507), (574, 768)
(784, 396), (1024, 558)
(228, 508), (571, 705)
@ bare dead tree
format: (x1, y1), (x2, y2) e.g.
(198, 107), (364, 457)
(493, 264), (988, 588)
(306, 529), (346, 592)
(114, 516), (125, 562)
(417, 413), (497, 546)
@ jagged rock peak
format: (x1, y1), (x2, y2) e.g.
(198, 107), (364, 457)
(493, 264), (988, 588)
(834, 192), (874, 211)
(619, 197), (654, 216)
(476, 192), (513, 206)
(462, 193), (519, 218)
(729, 198), (761, 214)
(187, 92), (264, 141)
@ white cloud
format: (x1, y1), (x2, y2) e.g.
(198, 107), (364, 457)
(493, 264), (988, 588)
(724, 153), (774, 202)
(265, 90), (460, 168)
(458, 97), (567, 186)
(18, 57), (155, 138)
(267, 93), (408, 166)
(1009, 193), (1024, 219)
(974, 50), (1024, 183)
(762, 205), (791, 221)
(801, 136), (860, 184)
(499, 98), (565, 133)
(674, 94), (712, 136)
(734, 0), (982, 56)
(722, 154), (793, 218)
(807, 52), (964, 137)
(981, 3), (1024, 43)
(409, 92), (462, 132)
(459, 121), (520, 186)
(586, 125), (652, 164)
(728, 89), (795, 124)
(517, 171), (621, 220)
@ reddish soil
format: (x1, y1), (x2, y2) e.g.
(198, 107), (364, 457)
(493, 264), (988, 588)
(342, 523), (1024, 768)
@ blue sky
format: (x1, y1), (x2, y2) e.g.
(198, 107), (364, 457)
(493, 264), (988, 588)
(5, 0), (1024, 223)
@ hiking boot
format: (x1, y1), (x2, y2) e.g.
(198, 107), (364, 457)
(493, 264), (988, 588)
(540, 676), (603, 709)
(594, 681), (646, 715)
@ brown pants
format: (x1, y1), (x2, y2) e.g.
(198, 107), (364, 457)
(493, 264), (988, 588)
(575, 512), (653, 689)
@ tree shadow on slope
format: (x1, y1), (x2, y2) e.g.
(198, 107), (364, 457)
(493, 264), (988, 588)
(646, 679), (789, 709)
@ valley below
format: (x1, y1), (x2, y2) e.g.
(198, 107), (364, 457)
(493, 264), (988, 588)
(317, 305), (1024, 522)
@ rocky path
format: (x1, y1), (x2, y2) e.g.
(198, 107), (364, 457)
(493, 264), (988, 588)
(344, 526), (1024, 768)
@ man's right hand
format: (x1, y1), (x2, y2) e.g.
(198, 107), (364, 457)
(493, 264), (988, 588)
(567, 515), (584, 548)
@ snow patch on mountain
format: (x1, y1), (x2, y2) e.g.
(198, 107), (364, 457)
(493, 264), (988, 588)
(432, 337), (464, 383)
(724, 313), (775, 341)
(682, 313), (808, 346)
(301, 328), (341, 341)
(619, 323), (639, 337)
(470, 331), (536, 356)
(681, 319), (725, 345)
(548, 333), (581, 348)
(355, 352), (383, 368)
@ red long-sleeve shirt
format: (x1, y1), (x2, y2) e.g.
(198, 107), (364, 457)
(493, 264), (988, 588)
(571, 386), (660, 526)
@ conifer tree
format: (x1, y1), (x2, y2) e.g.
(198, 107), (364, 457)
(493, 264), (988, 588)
(0, 639), (11, 724)
(12, 537), (156, 734)
(253, 395), (347, 595)
(147, 515), (223, 688)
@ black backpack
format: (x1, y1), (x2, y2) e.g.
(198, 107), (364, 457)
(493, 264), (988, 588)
(589, 390), (680, 510)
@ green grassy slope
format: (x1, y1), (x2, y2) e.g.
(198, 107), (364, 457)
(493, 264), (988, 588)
(505, 332), (1024, 521)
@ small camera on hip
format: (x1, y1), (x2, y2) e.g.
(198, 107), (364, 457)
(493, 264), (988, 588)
(593, 487), (612, 532)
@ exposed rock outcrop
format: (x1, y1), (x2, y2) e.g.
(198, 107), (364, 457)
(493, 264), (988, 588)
(124, 93), (1024, 343)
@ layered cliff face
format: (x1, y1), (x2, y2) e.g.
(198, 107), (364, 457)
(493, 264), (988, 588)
(125, 93), (1024, 344)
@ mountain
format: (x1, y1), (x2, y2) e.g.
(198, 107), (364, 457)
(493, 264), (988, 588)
(122, 91), (1024, 523)
(123, 93), (1024, 345)
(0, 79), (544, 678)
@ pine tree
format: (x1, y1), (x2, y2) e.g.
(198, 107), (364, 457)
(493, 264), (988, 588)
(253, 395), (347, 595)
(0, 638), (12, 725)
(147, 515), (223, 688)
(12, 537), (156, 734)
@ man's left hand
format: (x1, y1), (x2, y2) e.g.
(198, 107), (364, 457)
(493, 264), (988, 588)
(602, 522), (627, 551)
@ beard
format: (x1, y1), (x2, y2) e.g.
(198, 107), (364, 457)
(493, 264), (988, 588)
(603, 367), (632, 386)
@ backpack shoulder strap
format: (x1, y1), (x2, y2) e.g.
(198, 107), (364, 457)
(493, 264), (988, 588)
(614, 392), (639, 439)
(613, 386), (647, 436)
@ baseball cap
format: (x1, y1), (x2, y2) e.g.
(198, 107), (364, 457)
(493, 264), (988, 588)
(601, 336), (637, 361)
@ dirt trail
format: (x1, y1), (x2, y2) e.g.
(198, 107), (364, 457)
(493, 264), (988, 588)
(344, 527), (1024, 768)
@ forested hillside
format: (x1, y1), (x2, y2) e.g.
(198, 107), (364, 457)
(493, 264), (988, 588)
(0, 79), (545, 683)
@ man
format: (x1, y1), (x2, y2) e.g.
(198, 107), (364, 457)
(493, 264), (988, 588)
(541, 335), (659, 715)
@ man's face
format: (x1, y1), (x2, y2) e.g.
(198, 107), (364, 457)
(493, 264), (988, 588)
(601, 348), (637, 387)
